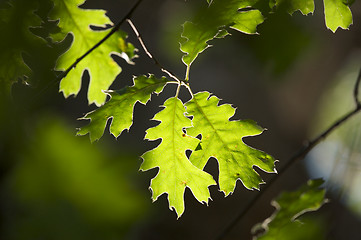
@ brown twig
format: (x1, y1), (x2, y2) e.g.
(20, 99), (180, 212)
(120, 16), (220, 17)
(126, 19), (182, 83)
(215, 67), (361, 240)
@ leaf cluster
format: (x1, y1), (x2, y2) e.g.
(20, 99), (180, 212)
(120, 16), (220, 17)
(0, 0), (355, 237)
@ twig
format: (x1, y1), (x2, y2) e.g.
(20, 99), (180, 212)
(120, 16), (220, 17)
(215, 67), (361, 240)
(57, 0), (144, 81)
(126, 19), (182, 83)
(182, 82), (194, 98)
(353, 68), (361, 106)
(27, 0), (144, 107)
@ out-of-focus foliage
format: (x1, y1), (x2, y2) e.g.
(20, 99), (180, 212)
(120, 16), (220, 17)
(0, 0), (357, 234)
(2, 116), (148, 240)
(0, 0), (43, 97)
(252, 179), (327, 240)
(243, 11), (311, 75)
(306, 56), (361, 217)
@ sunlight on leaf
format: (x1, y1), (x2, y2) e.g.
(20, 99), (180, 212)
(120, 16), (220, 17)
(270, 0), (314, 15)
(78, 75), (168, 142)
(50, 0), (136, 106)
(185, 92), (276, 195)
(324, 0), (353, 32)
(140, 97), (216, 217)
(180, 0), (264, 72)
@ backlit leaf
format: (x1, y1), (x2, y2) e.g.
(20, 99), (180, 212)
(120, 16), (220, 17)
(324, 0), (353, 32)
(270, 0), (315, 15)
(270, 0), (353, 32)
(253, 179), (327, 239)
(185, 92), (276, 195)
(77, 75), (168, 142)
(141, 97), (216, 217)
(50, 0), (136, 106)
(180, 0), (264, 71)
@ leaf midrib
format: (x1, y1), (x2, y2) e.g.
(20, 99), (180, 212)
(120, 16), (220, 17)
(191, 96), (231, 153)
(60, 0), (96, 58)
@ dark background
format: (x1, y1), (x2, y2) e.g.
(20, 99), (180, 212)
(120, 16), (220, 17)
(1, 0), (361, 239)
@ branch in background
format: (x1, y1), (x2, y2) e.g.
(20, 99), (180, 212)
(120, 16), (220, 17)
(353, 68), (361, 106)
(215, 67), (361, 240)
(126, 19), (182, 83)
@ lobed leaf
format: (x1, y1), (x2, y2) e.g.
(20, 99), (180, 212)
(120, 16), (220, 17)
(0, 0), (43, 98)
(253, 179), (327, 239)
(270, 0), (353, 32)
(180, 0), (264, 70)
(50, 0), (136, 106)
(324, 0), (353, 32)
(77, 75), (168, 142)
(270, 0), (315, 15)
(185, 92), (276, 195)
(141, 97), (216, 217)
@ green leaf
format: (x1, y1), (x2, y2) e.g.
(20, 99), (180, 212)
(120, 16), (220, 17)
(324, 0), (353, 32)
(50, 0), (136, 106)
(77, 75), (168, 142)
(270, 0), (315, 15)
(0, 0), (43, 98)
(180, 0), (264, 70)
(140, 97), (216, 217)
(185, 92), (276, 195)
(253, 179), (327, 239)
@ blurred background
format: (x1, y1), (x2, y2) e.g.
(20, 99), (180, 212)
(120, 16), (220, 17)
(1, 0), (361, 239)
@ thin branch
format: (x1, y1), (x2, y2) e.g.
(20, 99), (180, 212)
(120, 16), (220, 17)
(27, 1), (144, 107)
(126, 19), (183, 83)
(57, 0), (144, 81)
(215, 68), (361, 240)
(353, 67), (361, 106)
(182, 82), (194, 98)
(185, 65), (190, 81)
(175, 82), (182, 98)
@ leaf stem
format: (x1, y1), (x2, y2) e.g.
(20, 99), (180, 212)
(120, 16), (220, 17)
(214, 67), (361, 240)
(126, 19), (182, 83)
(185, 65), (190, 81)
(182, 82), (194, 99)
(175, 82), (181, 98)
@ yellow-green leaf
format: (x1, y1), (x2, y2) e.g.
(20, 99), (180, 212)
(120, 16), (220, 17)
(324, 0), (353, 32)
(141, 97), (216, 217)
(185, 92), (276, 195)
(181, 0), (264, 70)
(270, 0), (315, 15)
(50, 0), (136, 106)
(78, 75), (168, 142)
